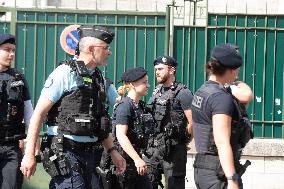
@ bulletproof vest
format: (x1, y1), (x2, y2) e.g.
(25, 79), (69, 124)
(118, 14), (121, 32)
(112, 97), (155, 150)
(0, 69), (26, 141)
(192, 82), (246, 157)
(149, 82), (188, 143)
(46, 60), (109, 137)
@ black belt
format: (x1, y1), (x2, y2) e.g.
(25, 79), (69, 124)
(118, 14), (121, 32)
(63, 137), (102, 152)
(0, 140), (19, 145)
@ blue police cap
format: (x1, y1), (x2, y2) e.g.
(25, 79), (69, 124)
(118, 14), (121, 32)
(153, 56), (177, 67)
(77, 25), (114, 44)
(121, 67), (147, 82)
(210, 44), (242, 69)
(0, 34), (15, 46)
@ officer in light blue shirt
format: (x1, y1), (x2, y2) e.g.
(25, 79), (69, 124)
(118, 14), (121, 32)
(21, 25), (126, 189)
(43, 64), (118, 142)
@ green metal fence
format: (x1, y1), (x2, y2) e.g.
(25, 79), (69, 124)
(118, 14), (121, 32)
(0, 8), (167, 133)
(173, 14), (284, 138)
(13, 9), (166, 104)
(0, 8), (283, 138)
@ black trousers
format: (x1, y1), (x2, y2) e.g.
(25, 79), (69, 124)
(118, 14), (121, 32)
(146, 143), (187, 189)
(194, 168), (243, 189)
(0, 141), (23, 189)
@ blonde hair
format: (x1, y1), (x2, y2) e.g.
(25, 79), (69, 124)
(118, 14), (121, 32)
(117, 83), (131, 96)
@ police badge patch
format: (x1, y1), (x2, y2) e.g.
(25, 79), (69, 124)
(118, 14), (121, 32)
(44, 77), (53, 88)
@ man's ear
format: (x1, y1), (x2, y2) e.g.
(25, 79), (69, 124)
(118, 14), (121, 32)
(170, 67), (176, 75)
(88, 46), (94, 53)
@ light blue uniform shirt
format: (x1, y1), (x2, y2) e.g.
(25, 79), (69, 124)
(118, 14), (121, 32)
(41, 64), (118, 142)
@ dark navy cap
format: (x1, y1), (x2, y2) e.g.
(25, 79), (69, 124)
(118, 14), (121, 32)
(153, 56), (177, 67)
(77, 25), (114, 44)
(121, 67), (147, 82)
(210, 44), (242, 69)
(0, 34), (16, 46)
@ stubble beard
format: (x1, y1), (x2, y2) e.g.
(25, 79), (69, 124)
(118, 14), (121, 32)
(156, 74), (169, 84)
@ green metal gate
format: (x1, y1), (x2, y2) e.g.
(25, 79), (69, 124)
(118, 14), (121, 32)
(173, 13), (284, 138)
(0, 8), (166, 133)
(13, 9), (166, 103)
(0, 7), (283, 138)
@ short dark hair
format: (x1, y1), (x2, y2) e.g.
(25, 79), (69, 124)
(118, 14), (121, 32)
(206, 59), (228, 76)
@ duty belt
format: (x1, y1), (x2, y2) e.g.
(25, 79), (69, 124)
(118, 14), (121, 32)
(63, 138), (101, 152)
(0, 140), (19, 145)
(194, 153), (251, 177)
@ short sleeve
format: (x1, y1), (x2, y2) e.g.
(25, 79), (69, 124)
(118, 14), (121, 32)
(209, 92), (234, 116)
(177, 88), (193, 110)
(114, 101), (132, 125)
(40, 65), (71, 103)
(106, 84), (119, 107)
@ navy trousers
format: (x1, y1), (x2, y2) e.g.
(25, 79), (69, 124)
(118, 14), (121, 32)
(49, 147), (102, 189)
(0, 141), (23, 189)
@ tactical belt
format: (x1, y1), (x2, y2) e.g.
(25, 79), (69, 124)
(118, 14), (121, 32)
(63, 137), (101, 152)
(0, 140), (19, 145)
(193, 153), (222, 171)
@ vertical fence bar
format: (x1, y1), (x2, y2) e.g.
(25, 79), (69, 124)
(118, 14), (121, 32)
(33, 12), (37, 105)
(193, 27), (197, 91)
(143, 16), (147, 68)
(134, 15), (137, 69)
(181, 27), (185, 81)
(187, 27), (191, 88)
(272, 17), (277, 137)
(263, 15), (268, 136)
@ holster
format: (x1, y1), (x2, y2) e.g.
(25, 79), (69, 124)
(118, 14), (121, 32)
(40, 135), (79, 178)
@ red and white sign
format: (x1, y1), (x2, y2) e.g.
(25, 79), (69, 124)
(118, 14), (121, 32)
(60, 25), (80, 55)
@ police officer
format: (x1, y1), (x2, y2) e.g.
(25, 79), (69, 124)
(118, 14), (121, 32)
(111, 67), (154, 189)
(0, 33), (33, 189)
(146, 56), (193, 189)
(191, 44), (252, 189)
(20, 25), (126, 189)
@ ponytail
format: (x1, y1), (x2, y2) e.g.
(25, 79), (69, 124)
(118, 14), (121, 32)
(117, 83), (130, 97)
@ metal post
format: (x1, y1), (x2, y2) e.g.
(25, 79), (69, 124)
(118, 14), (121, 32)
(165, 5), (171, 55)
(193, 0), (196, 25)
(10, 8), (16, 35)
(186, 0), (204, 25)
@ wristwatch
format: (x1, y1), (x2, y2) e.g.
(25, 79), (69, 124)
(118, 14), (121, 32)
(226, 173), (239, 182)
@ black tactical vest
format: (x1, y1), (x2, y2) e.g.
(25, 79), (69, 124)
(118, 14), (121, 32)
(0, 69), (26, 141)
(149, 82), (188, 144)
(192, 81), (250, 158)
(46, 61), (110, 139)
(112, 97), (155, 150)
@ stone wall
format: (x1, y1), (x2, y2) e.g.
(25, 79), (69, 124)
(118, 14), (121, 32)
(185, 139), (284, 189)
